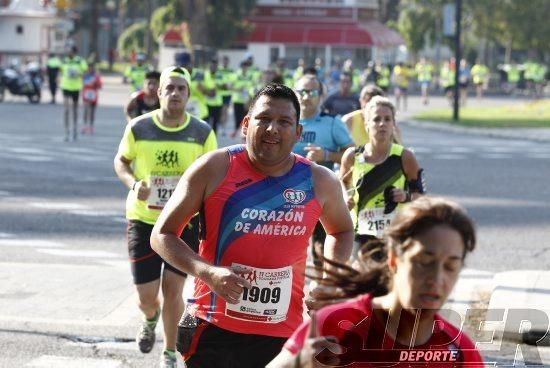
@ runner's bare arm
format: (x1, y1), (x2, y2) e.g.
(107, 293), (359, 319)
(113, 154), (150, 200)
(124, 97), (137, 122)
(313, 165), (354, 267)
(151, 150), (252, 303)
(113, 154), (135, 190)
(338, 147), (357, 210)
(304, 143), (354, 164)
(342, 112), (353, 132)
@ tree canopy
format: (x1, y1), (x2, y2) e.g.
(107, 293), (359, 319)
(396, 0), (549, 62)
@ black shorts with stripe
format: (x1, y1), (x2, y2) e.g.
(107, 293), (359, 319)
(127, 216), (200, 284)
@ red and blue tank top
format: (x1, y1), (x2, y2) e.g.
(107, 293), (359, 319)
(189, 145), (322, 337)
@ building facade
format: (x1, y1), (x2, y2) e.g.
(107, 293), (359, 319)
(0, 0), (71, 66)
(238, 0), (404, 69)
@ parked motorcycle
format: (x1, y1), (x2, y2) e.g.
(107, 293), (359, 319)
(0, 62), (42, 103)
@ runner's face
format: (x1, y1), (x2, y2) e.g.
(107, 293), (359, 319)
(390, 225), (464, 313)
(158, 77), (189, 112)
(365, 105), (394, 141)
(340, 75), (352, 94)
(242, 95), (301, 166)
(145, 78), (159, 96)
(295, 78), (321, 117)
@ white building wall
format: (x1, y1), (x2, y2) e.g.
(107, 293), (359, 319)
(248, 43), (271, 70)
(0, 16), (53, 53)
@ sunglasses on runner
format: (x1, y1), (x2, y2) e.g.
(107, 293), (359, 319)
(295, 89), (320, 97)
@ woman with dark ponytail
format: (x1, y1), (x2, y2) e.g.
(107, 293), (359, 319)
(268, 196), (484, 367)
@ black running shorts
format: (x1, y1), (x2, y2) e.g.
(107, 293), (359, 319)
(127, 216), (200, 284)
(62, 89), (79, 103)
(181, 318), (286, 368)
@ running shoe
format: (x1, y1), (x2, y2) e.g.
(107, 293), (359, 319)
(160, 350), (177, 368)
(136, 308), (160, 353)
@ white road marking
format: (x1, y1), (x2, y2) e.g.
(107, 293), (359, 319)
(27, 355), (121, 368)
(434, 154), (466, 160)
(73, 176), (120, 183)
(17, 156), (54, 162)
(7, 147), (47, 155)
(69, 210), (123, 217)
(480, 153), (512, 159)
(36, 249), (122, 258)
(62, 147), (99, 154)
(112, 217), (128, 224)
(449, 146), (474, 153)
(526, 153), (550, 159)
(447, 196), (544, 208)
(408, 146), (432, 153)
(29, 202), (87, 210)
(0, 239), (65, 247)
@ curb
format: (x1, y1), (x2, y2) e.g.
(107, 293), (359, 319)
(402, 119), (550, 143)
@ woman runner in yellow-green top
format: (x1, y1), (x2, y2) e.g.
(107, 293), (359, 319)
(339, 96), (425, 264)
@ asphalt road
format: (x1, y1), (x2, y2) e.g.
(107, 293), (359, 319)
(0, 80), (548, 367)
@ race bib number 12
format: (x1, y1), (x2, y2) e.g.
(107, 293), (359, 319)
(147, 175), (179, 210)
(225, 264), (292, 323)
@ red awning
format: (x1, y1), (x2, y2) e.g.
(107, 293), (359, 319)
(240, 19), (403, 48)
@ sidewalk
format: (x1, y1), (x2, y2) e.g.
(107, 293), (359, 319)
(446, 269), (550, 346)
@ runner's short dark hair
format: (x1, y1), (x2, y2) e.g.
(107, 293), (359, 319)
(145, 71), (161, 81)
(247, 83), (300, 123)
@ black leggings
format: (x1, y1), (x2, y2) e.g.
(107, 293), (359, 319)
(233, 103), (247, 131)
(207, 105), (222, 134)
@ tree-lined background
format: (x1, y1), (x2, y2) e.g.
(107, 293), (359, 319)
(58, 0), (549, 66)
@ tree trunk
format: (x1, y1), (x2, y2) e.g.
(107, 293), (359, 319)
(145, 0), (157, 59)
(89, 1), (99, 61)
(504, 36), (513, 64)
(184, 0), (208, 47)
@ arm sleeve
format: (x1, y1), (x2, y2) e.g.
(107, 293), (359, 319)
(332, 117), (354, 148)
(117, 123), (137, 161)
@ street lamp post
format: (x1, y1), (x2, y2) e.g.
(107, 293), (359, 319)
(452, 0), (462, 121)
(106, 0), (116, 72)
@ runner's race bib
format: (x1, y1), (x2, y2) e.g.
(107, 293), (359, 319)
(68, 67), (79, 79)
(147, 175), (179, 210)
(83, 89), (97, 101)
(357, 207), (396, 238)
(225, 263), (292, 323)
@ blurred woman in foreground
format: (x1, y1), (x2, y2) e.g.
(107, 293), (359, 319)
(268, 196), (484, 367)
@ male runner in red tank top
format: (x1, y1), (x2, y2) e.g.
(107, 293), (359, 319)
(152, 84), (354, 367)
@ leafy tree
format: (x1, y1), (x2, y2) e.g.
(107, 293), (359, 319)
(117, 22), (148, 59)
(204, 0), (256, 49)
(150, 5), (177, 41)
(156, 0), (256, 49)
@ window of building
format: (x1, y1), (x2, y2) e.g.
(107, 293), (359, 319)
(16, 25), (24, 34)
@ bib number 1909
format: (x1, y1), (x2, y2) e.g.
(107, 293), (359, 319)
(242, 286), (281, 304)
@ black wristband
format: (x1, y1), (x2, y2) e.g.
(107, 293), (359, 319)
(132, 180), (138, 191)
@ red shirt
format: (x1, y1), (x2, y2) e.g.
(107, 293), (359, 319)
(285, 294), (484, 367)
(189, 145), (322, 337)
(82, 71), (102, 103)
